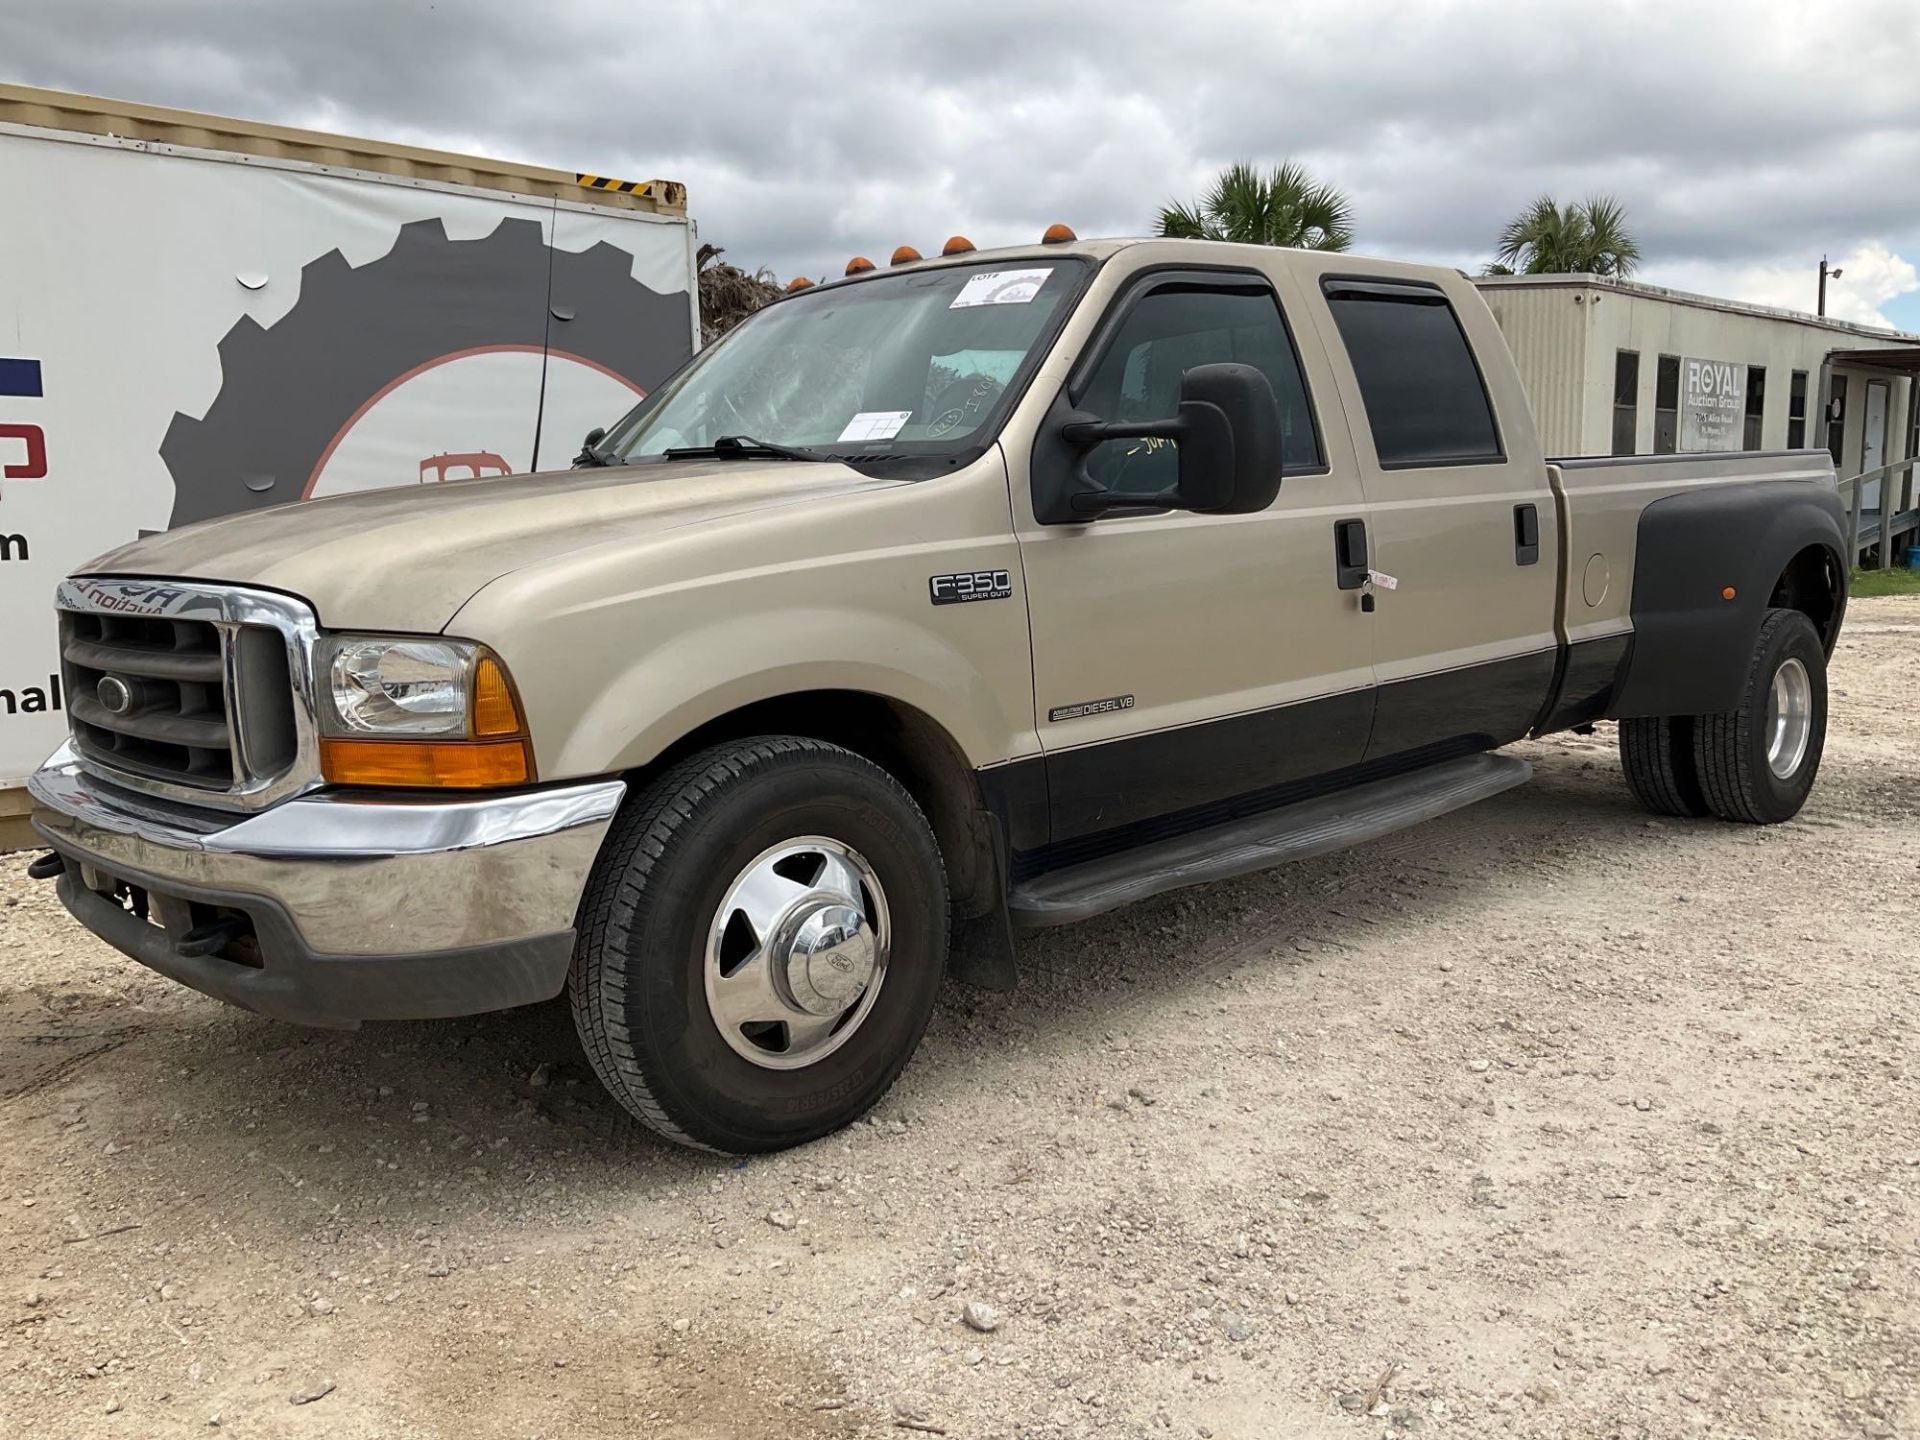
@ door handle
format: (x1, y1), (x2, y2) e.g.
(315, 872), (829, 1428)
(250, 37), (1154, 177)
(1333, 518), (1369, 590)
(1514, 503), (1541, 566)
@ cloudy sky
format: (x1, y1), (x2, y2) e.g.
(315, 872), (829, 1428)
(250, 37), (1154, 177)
(8, 0), (1920, 330)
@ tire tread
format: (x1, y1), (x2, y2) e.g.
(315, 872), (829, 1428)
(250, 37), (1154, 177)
(1691, 608), (1821, 825)
(1619, 716), (1706, 817)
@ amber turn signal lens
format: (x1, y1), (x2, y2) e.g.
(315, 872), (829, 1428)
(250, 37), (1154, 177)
(321, 738), (532, 789)
(1041, 223), (1077, 244)
(472, 654), (524, 737)
(786, 276), (814, 292)
(890, 245), (921, 265)
(1721, 586), (1737, 600)
(845, 256), (875, 275)
(942, 235), (976, 256)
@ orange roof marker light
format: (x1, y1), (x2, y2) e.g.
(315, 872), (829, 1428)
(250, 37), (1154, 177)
(786, 276), (814, 292)
(1041, 223), (1077, 244)
(845, 256), (875, 275)
(942, 235), (976, 256)
(890, 245), (922, 266)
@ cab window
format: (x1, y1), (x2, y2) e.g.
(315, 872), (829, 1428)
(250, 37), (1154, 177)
(1077, 283), (1321, 496)
(1322, 279), (1503, 468)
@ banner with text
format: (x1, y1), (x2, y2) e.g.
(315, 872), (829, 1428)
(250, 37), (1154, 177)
(0, 129), (696, 786)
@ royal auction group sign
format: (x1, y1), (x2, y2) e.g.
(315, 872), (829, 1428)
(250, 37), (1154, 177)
(1679, 357), (1748, 453)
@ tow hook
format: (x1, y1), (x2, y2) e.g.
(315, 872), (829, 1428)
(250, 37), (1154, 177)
(26, 851), (65, 881)
(175, 917), (250, 959)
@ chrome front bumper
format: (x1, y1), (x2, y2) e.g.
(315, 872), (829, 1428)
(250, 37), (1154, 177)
(27, 744), (624, 1027)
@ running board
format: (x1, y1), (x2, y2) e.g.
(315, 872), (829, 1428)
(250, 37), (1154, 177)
(1008, 752), (1532, 928)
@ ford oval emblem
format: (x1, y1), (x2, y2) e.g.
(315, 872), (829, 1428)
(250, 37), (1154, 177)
(97, 676), (134, 715)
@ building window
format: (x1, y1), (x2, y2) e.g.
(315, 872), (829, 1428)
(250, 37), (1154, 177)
(1827, 374), (1848, 466)
(1654, 355), (1679, 453)
(1612, 351), (1639, 455)
(1743, 366), (1766, 450)
(1788, 370), (1808, 449)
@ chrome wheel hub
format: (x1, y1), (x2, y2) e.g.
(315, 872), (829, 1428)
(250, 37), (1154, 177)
(704, 837), (888, 1070)
(1766, 657), (1813, 780)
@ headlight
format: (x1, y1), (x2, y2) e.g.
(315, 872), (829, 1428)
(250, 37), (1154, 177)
(325, 638), (472, 737)
(317, 635), (534, 789)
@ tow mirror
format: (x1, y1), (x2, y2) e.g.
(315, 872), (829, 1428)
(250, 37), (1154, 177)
(1054, 363), (1283, 519)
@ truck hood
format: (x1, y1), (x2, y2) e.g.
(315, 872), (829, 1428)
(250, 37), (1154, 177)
(84, 461), (897, 632)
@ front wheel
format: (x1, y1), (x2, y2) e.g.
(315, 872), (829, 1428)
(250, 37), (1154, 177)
(570, 738), (948, 1153)
(1691, 608), (1829, 824)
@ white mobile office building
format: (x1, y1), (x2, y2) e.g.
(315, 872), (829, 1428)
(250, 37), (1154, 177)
(1478, 274), (1919, 562)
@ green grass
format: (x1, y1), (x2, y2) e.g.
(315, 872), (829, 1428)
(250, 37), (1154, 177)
(1851, 566), (1920, 598)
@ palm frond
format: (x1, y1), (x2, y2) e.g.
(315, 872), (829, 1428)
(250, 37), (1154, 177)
(1494, 194), (1641, 277)
(1155, 160), (1355, 250)
(1156, 201), (1214, 240)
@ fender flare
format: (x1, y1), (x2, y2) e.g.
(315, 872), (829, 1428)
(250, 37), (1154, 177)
(1610, 481), (1847, 719)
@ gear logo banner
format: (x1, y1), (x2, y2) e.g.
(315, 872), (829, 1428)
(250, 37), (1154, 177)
(0, 127), (697, 785)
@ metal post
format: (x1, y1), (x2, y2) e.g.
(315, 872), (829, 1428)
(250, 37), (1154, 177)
(1884, 461), (1902, 572)
(1818, 258), (1827, 318)
(1898, 461), (1913, 570)
(1847, 469), (1865, 567)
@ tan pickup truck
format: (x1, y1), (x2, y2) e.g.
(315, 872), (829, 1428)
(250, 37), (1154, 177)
(28, 235), (1848, 1152)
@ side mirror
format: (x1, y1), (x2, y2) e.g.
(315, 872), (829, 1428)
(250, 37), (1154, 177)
(574, 426), (608, 469)
(1052, 363), (1283, 519)
(1174, 364), (1284, 514)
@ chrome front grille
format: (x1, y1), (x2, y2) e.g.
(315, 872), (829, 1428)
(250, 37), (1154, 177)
(63, 610), (237, 786)
(54, 578), (322, 812)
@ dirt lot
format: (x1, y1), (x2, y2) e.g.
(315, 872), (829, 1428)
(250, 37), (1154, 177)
(2, 595), (1915, 1440)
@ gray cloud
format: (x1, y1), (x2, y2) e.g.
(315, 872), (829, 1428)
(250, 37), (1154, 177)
(5, 0), (1918, 316)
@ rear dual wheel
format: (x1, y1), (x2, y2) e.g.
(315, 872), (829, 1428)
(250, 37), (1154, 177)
(1619, 608), (1827, 825)
(569, 738), (948, 1154)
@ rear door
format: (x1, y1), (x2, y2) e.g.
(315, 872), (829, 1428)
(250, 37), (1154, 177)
(1305, 271), (1561, 761)
(1011, 264), (1375, 844)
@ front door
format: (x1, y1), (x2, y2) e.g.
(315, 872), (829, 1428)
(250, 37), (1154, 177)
(1012, 265), (1374, 845)
(1863, 378), (1889, 510)
(1301, 268), (1562, 762)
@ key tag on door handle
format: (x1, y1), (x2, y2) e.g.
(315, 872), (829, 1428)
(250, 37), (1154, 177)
(1367, 569), (1400, 591)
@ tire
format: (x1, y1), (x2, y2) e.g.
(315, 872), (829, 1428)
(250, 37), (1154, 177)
(1618, 716), (1709, 817)
(162, 217), (691, 527)
(569, 737), (949, 1153)
(1691, 608), (1828, 824)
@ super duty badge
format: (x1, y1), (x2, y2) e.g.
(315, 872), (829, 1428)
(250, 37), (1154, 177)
(929, 569), (1012, 606)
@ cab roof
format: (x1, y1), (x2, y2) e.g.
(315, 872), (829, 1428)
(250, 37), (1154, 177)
(793, 235), (1466, 297)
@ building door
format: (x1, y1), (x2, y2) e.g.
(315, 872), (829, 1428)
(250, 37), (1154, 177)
(1863, 379), (1889, 509)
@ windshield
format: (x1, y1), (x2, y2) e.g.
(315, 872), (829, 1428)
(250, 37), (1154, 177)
(599, 259), (1087, 464)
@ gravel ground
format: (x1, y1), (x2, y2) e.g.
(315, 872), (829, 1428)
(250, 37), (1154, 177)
(2, 595), (1916, 1440)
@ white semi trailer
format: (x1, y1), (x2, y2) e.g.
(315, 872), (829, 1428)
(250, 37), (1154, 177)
(0, 83), (699, 810)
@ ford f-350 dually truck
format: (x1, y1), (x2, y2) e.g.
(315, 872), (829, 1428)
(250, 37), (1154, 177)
(27, 234), (1848, 1153)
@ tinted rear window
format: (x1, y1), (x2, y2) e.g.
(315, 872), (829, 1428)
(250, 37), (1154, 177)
(1323, 281), (1503, 467)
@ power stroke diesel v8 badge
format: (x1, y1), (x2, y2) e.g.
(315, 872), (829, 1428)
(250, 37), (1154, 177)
(928, 569), (1013, 605)
(1049, 695), (1135, 722)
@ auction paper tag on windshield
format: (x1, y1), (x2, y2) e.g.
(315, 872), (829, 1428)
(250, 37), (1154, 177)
(949, 268), (1054, 309)
(837, 410), (914, 443)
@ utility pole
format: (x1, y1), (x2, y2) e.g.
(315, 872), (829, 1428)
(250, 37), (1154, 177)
(1818, 255), (1843, 318)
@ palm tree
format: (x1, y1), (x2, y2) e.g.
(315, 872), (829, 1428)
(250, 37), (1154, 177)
(1157, 162), (1354, 251)
(1492, 195), (1641, 277)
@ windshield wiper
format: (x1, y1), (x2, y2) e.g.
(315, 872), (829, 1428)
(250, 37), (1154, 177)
(663, 434), (822, 462)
